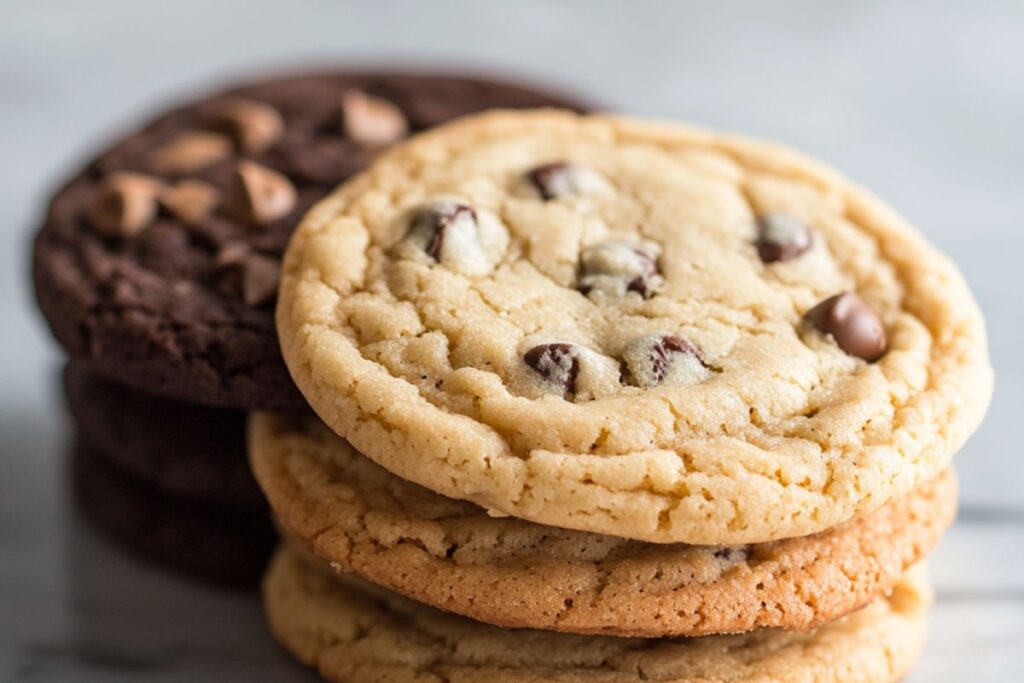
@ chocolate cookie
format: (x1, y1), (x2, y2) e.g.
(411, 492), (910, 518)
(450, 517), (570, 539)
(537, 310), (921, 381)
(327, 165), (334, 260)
(64, 362), (260, 508)
(71, 437), (276, 586)
(34, 72), (587, 410)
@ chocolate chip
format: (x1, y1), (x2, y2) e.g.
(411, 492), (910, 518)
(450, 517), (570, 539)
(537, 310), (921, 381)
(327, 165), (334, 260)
(215, 242), (251, 267)
(340, 90), (409, 146)
(87, 173), (164, 238)
(526, 162), (608, 200)
(209, 97), (285, 155)
(214, 244), (281, 307)
(158, 180), (219, 225)
(622, 334), (711, 388)
(397, 199), (509, 276)
(239, 253), (281, 306)
(403, 201), (475, 258)
(804, 292), (887, 361)
(756, 214), (813, 263)
(578, 242), (661, 298)
(222, 161), (297, 225)
(713, 546), (751, 563)
(523, 343), (580, 398)
(148, 131), (233, 174)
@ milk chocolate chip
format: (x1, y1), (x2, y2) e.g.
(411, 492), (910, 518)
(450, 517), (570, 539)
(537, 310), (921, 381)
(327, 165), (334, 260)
(805, 292), (887, 361)
(87, 173), (164, 238)
(341, 90), (409, 146)
(214, 244), (281, 307)
(527, 162), (608, 200)
(622, 334), (711, 388)
(210, 97), (285, 155)
(148, 131), (233, 174)
(239, 254), (282, 306)
(524, 343), (580, 398)
(158, 180), (219, 225)
(223, 161), (296, 225)
(578, 241), (661, 298)
(756, 214), (812, 263)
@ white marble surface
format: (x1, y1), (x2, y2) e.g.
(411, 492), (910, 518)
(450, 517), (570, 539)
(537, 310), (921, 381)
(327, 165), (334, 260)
(1, 1), (1022, 680)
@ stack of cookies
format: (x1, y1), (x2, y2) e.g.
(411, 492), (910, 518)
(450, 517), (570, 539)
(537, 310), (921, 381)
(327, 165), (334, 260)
(253, 111), (992, 681)
(31, 72), (586, 585)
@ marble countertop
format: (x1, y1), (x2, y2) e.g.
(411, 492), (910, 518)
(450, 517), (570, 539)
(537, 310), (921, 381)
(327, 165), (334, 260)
(2, 1), (1022, 680)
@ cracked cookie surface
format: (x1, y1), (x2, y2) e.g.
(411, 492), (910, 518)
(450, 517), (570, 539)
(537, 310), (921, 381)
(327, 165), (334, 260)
(250, 412), (954, 637)
(32, 73), (586, 410)
(277, 110), (991, 543)
(263, 546), (930, 683)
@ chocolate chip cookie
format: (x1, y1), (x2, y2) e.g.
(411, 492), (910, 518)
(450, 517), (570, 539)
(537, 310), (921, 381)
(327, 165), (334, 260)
(250, 411), (955, 637)
(33, 73), (587, 410)
(276, 110), (992, 544)
(263, 546), (931, 683)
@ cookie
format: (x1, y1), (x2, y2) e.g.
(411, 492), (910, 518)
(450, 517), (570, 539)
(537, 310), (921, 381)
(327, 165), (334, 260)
(33, 73), (588, 411)
(250, 411), (955, 637)
(72, 437), (276, 586)
(64, 362), (261, 507)
(264, 546), (930, 683)
(276, 110), (992, 544)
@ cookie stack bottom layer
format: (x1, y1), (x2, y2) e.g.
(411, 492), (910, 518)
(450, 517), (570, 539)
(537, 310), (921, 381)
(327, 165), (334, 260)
(65, 364), (275, 585)
(264, 546), (930, 683)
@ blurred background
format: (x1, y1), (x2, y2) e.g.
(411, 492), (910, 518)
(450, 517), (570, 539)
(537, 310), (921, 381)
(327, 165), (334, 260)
(2, 1), (1021, 680)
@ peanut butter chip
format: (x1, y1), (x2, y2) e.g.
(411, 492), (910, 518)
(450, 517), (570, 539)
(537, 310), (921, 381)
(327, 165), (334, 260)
(87, 173), (163, 238)
(341, 90), (409, 146)
(805, 292), (888, 362)
(240, 253), (282, 306)
(223, 161), (296, 225)
(210, 97), (285, 155)
(148, 131), (233, 174)
(158, 180), (219, 225)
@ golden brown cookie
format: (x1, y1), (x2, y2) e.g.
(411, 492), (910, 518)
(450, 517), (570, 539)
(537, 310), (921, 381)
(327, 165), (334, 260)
(263, 546), (931, 683)
(276, 110), (991, 544)
(250, 412), (955, 637)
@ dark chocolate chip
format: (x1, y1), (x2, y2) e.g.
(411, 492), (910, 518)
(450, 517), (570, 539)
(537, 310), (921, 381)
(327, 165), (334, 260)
(624, 334), (710, 388)
(756, 214), (812, 263)
(524, 343), (580, 397)
(650, 336), (704, 382)
(805, 292), (887, 361)
(713, 546), (751, 562)
(409, 202), (477, 260)
(528, 162), (572, 200)
(526, 161), (606, 200)
(578, 242), (661, 298)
